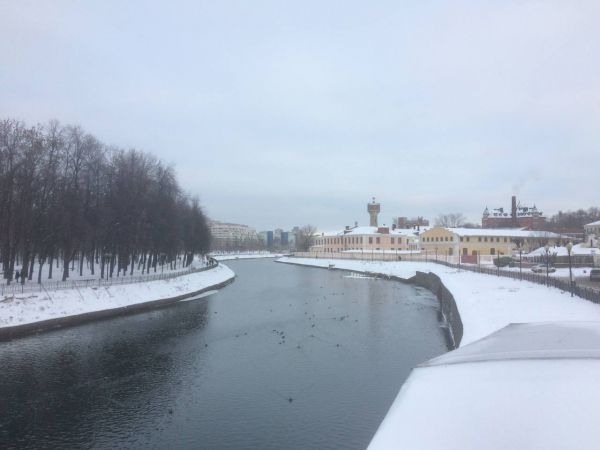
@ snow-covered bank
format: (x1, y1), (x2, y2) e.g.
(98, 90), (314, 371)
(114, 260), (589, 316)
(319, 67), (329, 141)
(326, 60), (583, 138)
(0, 263), (235, 337)
(277, 257), (600, 346)
(213, 253), (283, 261)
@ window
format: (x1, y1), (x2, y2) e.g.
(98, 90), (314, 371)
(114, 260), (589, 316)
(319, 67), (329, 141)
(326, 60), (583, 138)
(496, 237), (500, 243)
(490, 248), (495, 255)
(399, 238), (402, 244)
(444, 237), (448, 242)
(504, 237), (507, 242)
(478, 237), (482, 242)
(460, 237), (464, 242)
(391, 237), (395, 244)
(376, 237), (380, 244)
(466, 237), (470, 242)
(369, 237), (373, 244)
(484, 237), (488, 242)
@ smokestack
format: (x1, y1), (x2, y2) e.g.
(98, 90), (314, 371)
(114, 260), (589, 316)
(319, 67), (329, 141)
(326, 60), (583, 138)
(512, 195), (517, 226)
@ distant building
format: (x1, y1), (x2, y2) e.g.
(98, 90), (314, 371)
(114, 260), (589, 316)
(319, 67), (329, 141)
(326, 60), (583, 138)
(259, 228), (296, 250)
(367, 198), (381, 226)
(482, 196), (546, 229)
(584, 220), (600, 247)
(395, 216), (429, 229)
(309, 199), (421, 254)
(419, 226), (563, 262)
(209, 221), (259, 251)
(310, 225), (420, 254)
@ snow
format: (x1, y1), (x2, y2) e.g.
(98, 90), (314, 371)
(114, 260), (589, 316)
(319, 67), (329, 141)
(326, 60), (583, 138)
(277, 257), (600, 346)
(440, 227), (563, 238)
(526, 243), (599, 257)
(213, 253), (283, 261)
(1, 256), (211, 286)
(368, 322), (600, 450)
(315, 226), (419, 237)
(0, 264), (235, 329)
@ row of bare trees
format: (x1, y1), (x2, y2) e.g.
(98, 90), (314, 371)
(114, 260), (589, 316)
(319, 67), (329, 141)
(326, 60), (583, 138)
(0, 118), (211, 284)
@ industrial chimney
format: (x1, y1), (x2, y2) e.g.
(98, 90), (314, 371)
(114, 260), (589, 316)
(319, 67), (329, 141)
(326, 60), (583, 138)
(511, 196), (517, 227)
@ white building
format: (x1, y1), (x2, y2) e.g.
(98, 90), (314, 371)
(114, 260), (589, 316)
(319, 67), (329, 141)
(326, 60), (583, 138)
(584, 220), (600, 247)
(209, 221), (259, 250)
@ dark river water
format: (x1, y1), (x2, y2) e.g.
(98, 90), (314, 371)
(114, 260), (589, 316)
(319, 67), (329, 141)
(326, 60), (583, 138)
(0, 259), (449, 449)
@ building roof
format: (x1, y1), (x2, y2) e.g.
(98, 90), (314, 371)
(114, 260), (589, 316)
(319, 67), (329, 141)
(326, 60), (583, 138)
(368, 322), (600, 450)
(526, 243), (599, 257)
(317, 226), (420, 237)
(585, 220), (600, 227)
(422, 227), (563, 239)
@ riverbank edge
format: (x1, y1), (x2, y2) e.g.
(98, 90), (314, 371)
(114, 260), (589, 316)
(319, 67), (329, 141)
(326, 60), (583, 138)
(0, 268), (236, 341)
(276, 258), (463, 348)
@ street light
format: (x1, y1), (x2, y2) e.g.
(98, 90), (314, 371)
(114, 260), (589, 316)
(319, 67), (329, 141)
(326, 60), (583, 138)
(518, 242), (523, 281)
(566, 241), (574, 297)
(545, 244), (550, 287)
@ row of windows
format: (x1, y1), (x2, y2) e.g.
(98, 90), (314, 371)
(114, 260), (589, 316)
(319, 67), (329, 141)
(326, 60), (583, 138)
(423, 235), (517, 243)
(315, 236), (404, 245)
(423, 236), (454, 242)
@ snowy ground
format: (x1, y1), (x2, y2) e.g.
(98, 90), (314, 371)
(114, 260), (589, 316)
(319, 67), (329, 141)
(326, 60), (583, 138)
(0, 263), (234, 329)
(213, 253), (283, 261)
(0, 256), (210, 285)
(278, 257), (600, 346)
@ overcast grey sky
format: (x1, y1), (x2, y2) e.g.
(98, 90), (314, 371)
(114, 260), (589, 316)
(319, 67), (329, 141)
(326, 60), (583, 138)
(1, 0), (599, 230)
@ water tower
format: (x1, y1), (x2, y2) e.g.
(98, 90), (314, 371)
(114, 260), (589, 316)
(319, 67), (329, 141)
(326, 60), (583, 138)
(367, 197), (380, 227)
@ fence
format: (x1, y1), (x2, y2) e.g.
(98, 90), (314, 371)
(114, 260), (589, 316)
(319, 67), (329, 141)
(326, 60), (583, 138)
(432, 259), (600, 304)
(0, 259), (218, 297)
(291, 251), (600, 304)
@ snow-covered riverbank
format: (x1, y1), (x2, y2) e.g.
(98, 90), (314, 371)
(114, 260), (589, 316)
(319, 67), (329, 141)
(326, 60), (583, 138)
(277, 257), (600, 346)
(213, 253), (283, 261)
(0, 263), (235, 336)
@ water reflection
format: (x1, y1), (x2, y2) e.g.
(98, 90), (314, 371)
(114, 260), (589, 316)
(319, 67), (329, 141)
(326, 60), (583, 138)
(0, 260), (448, 450)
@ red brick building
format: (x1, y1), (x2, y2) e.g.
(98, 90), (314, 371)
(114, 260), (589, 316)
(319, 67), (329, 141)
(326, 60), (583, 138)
(482, 196), (546, 229)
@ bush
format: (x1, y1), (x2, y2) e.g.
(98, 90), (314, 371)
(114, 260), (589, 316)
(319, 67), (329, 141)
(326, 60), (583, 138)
(493, 256), (514, 268)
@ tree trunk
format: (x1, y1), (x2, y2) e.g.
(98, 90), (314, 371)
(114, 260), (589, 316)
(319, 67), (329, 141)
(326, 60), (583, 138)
(37, 259), (44, 284)
(62, 256), (70, 282)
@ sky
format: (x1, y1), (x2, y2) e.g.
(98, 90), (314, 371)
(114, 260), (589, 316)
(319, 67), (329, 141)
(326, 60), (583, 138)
(1, 0), (599, 231)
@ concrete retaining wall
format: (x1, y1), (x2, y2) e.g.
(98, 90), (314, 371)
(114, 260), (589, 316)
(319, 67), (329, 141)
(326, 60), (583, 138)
(412, 271), (463, 348)
(277, 258), (463, 348)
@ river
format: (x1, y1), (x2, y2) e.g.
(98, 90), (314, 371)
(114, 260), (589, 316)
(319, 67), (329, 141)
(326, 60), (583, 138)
(0, 259), (449, 449)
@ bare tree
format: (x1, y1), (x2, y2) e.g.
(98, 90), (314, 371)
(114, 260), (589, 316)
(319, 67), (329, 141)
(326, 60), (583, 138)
(0, 117), (212, 284)
(296, 225), (317, 251)
(435, 213), (466, 228)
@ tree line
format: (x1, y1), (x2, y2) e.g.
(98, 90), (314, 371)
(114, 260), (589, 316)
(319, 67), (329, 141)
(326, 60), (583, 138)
(0, 118), (211, 284)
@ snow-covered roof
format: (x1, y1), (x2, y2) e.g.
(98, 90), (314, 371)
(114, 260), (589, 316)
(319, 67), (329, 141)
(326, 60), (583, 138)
(585, 220), (600, 227)
(316, 226), (419, 237)
(368, 322), (600, 450)
(423, 227), (563, 239)
(526, 243), (599, 257)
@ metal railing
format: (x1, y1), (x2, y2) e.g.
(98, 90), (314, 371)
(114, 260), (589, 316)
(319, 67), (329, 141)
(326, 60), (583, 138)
(431, 259), (600, 304)
(0, 259), (218, 297)
(291, 251), (600, 304)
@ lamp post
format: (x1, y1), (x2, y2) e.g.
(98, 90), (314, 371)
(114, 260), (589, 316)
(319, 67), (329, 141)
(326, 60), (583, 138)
(544, 244), (550, 287)
(496, 251), (501, 277)
(518, 242), (523, 281)
(566, 241), (574, 297)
